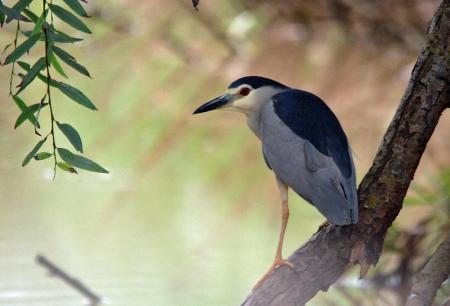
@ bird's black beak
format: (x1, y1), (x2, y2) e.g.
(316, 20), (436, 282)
(193, 94), (232, 114)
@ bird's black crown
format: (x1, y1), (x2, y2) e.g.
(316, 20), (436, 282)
(228, 76), (289, 90)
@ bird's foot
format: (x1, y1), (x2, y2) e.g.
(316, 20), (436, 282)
(252, 257), (294, 291)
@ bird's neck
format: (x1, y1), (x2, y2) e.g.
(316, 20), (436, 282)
(246, 111), (262, 138)
(245, 87), (286, 139)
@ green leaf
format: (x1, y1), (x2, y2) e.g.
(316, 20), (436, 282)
(50, 53), (68, 78)
(34, 152), (52, 160)
(11, 0), (33, 13)
(3, 33), (40, 65)
(32, 9), (48, 35)
(22, 8), (38, 22)
(48, 4), (91, 34)
(57, 148), (108, 173)
(17, 61), (32, 74)
(36, 73), (59, 87)
(39, 26), (83, 43)
(14, 102), (47, 129)
(53, 29), (83, 43)
(56, 121), (83, 152)
(22, 137), (47, 167)
(53, 81), (97, 110)
(1, 43), (12, 57)
(21, 30), (45, 42)
(57, 161), (78, 173)
(17, 61), (30, 70)
(62, 0), (89, 17)
(12, 95), (40, 127)
(0, 11), (5, 27)
(16, 57), (45, 94)
(53, 46), (90, 77)
(54, 46), (75, 61)
(0, 3), (30, 22)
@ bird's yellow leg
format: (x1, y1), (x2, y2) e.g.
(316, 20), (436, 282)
(253, 178), (294, 290)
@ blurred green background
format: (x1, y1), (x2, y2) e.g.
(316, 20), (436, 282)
(0, 0), (449, 305)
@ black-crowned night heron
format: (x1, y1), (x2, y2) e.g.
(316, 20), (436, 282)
(193, 76), (358, 288)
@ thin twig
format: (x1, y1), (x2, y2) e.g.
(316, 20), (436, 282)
(50, 0), (53, 23)
(42, 0), (58, 179)
(175, 0), (236, 55)
(192, 0), (199, 11)
(9, 21), (20, 96)
(36, 254), (101, 306)
(34, 94), (47, 136)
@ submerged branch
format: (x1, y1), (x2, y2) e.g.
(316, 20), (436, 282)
(36, 254), (101, 306)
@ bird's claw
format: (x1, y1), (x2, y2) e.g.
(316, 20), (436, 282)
(252, 258), (294, 291)
(317, 220), (330, 233)
(273, 258), (294, 269)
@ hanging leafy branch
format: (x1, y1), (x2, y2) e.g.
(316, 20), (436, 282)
(0, 0), (108, 178)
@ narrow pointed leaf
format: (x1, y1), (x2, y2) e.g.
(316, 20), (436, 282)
(22, 137), (47, 166)
(16, 57), (45, 94)
(36, 73), (59, 87)
(53, 81), (97, 110)
(57, 121), (83, 152)
(0, 11), (5, 27)
(2, 43), (12, 53)
(58, 148), (108, 173)
(0, 3), (30, 22)
(53, 30), (83, 43)
(21, 30), (45, 40)
(57, 161), (78, 173)
(32, 9), (48, 35)
(4, 33), (40, 65)
(12, 95), (40, 127)
(22, 8), (37, 22)
(53, 46), (75, 61)
(62, 0), (89, 17)
(11, 0), (33, 13)
(53, 46), (90, 77)
(17, 61), (31, 71)
(1, 43), (12, 59)
(50, 53), (68, 78)
(5, 0), (33, 23)
(14, 102), (47, 129)
(48, 4), (91, 34)
(34, 95), (47, 136)
(34, 152), (52, 160)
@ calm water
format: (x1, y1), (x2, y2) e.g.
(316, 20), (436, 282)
(0, 125), (324, 306)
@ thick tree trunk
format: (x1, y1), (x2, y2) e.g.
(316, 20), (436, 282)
(241, 1), (450, 305)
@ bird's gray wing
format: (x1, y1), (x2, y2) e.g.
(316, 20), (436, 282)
(260, 89), (358, 225)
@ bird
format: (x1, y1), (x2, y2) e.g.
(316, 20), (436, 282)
(193, 76), (358, 288)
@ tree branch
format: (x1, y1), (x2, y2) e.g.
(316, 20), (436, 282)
(36, 254), (101, 306)
(241, 0), (450, 305)
(406, 233), (450, 306)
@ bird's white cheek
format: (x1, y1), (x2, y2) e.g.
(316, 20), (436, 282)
(231, 96), (257, 113)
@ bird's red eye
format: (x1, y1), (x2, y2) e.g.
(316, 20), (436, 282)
(240, 87), (251, 96)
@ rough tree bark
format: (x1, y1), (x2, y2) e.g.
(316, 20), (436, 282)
(406, 233), (450, 306)
(241, 1), (450, 305)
